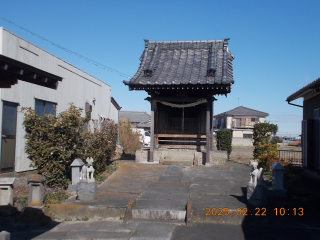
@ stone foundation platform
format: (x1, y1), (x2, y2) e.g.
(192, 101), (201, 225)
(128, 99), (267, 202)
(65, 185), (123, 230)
(135, 149), (227, 165)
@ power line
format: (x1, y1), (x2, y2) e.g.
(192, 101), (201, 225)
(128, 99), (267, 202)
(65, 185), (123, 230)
(0, 16), (132, 79)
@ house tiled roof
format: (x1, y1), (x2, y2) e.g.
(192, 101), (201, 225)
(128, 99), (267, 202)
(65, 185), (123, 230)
(213, 106), (269, 118)
(124, 39), (234, 87)
(286, 77), (320, 102)
(119, 111), (151, 124)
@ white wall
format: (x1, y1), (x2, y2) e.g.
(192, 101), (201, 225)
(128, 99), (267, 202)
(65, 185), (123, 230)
(259, 117), (265, 123)
(226, 116), (232, 129)
(108, 103), (119, 123)
(0, 28), (116, 172)
(0, 27), (3, 55)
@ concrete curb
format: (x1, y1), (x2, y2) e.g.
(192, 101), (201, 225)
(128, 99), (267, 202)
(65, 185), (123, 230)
(43, 204), (126, 221)
(123, 199), (136, 223)
(186, 201), (193, 226)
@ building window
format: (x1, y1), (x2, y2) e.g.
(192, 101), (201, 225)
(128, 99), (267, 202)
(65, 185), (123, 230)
(217, 118), (222, 129)
(223, 118), (227, 128)
(35, 99), (56, 116)
(234, 118), (241, 127)
(243, 134), (253, 139)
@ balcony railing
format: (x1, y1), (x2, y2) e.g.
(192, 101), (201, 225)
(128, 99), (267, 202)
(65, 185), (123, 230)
(232, 122), (256, 128)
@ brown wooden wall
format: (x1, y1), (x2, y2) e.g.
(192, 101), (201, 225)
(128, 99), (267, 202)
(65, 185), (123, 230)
(155, 103), (206, 135)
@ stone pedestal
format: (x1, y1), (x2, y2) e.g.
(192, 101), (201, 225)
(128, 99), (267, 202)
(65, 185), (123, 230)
(271, 162), (284, 189)
(0, 231), (10, 240)
(0, 178), (15, 206)
(68, 158), (84, 192)
(28, 174), (46, 207)
(77, 181), (97, 201)
(271, 162), (287, 197)
(247, 182), (268, 206)
(209, 150), (228, 165)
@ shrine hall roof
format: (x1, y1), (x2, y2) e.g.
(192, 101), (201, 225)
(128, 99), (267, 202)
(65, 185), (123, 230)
(124, 39), (234, 87)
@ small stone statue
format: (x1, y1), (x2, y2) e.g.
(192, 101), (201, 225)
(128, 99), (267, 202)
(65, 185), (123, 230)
(80, 157), (95, 182)
(247, 160), (267, 206)
(249, 160), (264, 187)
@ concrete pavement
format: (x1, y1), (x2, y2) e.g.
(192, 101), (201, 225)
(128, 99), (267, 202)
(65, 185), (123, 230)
(1, 160), (320, 239)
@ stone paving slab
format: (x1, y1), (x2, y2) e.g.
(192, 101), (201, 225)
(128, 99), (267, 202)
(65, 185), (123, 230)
(158, 166), (184, 182)
(130, 222), (175, 240)
(99, 162), (167, 194)
(138, 192), (188, 201)
(143, 182), (190, 194)
(190, 195), (248, 224)
(189, 181), (247, 196)
(171, 223), (320, 240)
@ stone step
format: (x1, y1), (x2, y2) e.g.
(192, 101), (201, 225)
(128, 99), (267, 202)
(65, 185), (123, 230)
(132, 208), (186, 222)
(132, 182), (190, 222)
(162, 160), (193, 166)
(164, 155), (194, 161)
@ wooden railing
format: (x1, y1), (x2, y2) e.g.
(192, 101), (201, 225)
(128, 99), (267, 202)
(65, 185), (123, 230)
(278, 150), (302, 166)
(155, 134), (206, 147)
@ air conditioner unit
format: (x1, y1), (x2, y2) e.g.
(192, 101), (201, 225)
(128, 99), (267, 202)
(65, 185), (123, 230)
(85, 102), (92, 113)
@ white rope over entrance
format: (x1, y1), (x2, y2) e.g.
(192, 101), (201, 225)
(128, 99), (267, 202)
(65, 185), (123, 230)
(155, 98), (207, 108)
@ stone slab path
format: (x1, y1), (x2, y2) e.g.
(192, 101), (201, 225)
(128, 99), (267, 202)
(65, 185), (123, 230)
(2, 161), (319, 239)
(132, 166), (189, 221)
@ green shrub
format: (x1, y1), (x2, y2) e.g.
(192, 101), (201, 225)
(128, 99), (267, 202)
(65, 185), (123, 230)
(21, 104), (89, 188)
(22, 104), (117, 188)
(82, 119), (118, 176)
(216, 129), (232, 157)
(253, 123), (278, 160)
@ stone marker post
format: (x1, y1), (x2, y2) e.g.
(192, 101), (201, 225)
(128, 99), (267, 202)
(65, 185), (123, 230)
(68, 158), (84, 192)
(270, 162), (287, 197)
(0, 231), (10, 240)
(0, 178), (15, 206)
(28, 174), (46, 207)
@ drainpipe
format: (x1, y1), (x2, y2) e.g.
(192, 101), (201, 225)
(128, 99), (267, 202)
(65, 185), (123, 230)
(117, 109), (120, 144)
(287, 101), (303, 108)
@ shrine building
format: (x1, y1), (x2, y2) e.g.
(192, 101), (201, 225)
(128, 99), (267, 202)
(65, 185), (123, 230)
(123, 39), (235, 164)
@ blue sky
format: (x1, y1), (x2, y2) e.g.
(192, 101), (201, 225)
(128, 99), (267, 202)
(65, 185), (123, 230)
(1, 0), (319, 137)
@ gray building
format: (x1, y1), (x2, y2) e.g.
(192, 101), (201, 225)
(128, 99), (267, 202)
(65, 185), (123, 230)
(287, 77), (320, 170)
(0, 27), (120, 174)
(119, 111), (151, 131)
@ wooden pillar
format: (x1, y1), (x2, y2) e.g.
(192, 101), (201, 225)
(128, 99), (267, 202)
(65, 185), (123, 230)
(206, 97), (211, 165)
(149, 99), (155, 162)
(210, 99), (213, 151)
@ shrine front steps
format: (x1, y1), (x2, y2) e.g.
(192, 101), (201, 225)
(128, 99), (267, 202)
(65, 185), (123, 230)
(131, 166), (190, 223)
(160, 151), (194, 166)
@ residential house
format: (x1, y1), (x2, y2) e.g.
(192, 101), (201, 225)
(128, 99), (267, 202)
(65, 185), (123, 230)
(213, 106), (268, 146)
(0, 27), (120, 175)
(119, 111), (151, 131)
(286, 77), (320, 170)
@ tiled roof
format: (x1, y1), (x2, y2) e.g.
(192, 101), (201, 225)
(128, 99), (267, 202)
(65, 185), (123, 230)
(213, 106), (269, 118)
(119, 111), (151, 124)
(286, 77), (320, 102)
(124, 39), (234, 87)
